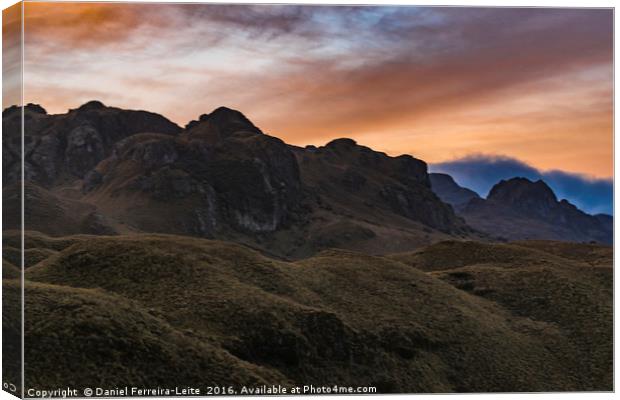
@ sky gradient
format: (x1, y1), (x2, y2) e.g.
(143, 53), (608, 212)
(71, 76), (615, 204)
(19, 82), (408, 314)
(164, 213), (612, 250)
(11, 3), (614, 182)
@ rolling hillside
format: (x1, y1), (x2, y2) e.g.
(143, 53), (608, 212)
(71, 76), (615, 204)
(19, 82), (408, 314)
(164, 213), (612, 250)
(1, 232), (610, 392)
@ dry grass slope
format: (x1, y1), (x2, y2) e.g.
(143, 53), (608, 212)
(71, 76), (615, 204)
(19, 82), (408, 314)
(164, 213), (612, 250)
(392, 240), (612, 390)
(3, 280), (288, 390)
(13, 233), (612, 393)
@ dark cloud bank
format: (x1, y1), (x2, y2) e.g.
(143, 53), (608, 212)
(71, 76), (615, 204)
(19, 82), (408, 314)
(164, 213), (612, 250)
(431, 155), (613, 215)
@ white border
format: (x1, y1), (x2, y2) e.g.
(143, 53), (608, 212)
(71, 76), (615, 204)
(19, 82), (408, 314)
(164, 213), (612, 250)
(0, 1), (616, 400)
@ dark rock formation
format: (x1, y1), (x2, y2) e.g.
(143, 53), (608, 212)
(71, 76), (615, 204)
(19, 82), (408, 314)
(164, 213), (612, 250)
(6, 101), (608, 256)
(487, 178), (557, 217)
(295, 139), (467, 234)
(185, 106), (262, 140)
(2, 101), (181, 187)
(3, 103), (479, 257)
(460, 177), (612, 244)
(429, 173), (480, 212)
(83, 107), (302, 236)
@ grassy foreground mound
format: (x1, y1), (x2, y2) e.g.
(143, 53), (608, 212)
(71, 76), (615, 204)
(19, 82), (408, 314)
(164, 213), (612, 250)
(391, 240), (613, 390)
(14, 233), (613, 392)
(4, 280), (287, 390)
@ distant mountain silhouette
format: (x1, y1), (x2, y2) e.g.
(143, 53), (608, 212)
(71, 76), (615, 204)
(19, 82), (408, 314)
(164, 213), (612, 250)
(3, 102), (611, 252)
(429, 173), (480, 212)
(456, 178), (612, 244)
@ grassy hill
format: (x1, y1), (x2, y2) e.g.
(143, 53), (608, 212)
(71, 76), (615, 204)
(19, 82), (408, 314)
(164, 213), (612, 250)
(3, 280), (286, 390)
(3, 232), (610, 392)
(390, 240), (612, 389)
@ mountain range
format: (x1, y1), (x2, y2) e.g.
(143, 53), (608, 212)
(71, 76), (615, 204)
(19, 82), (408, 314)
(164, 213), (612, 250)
(3, 102), (611, 257)
(430, 173), (612, 244)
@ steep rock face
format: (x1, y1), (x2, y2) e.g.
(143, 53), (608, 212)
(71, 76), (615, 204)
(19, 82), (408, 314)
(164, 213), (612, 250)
(460, 178), (612, 244)
(429, 173), (480, 211)
(295, 139), (467, 234)
(83, 108), (302, 236)
(487, 178), (557, 217)
(3, 104), (53, 185)
(2, 101), (181, 187)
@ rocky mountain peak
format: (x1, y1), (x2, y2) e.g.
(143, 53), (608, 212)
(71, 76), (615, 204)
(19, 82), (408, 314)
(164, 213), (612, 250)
(75, 100), (107, 112)
(459, 176), (611, 244)
(25, 103), (48, 114)
(429, 173), (481, 211)
(430, 173), (458, 186)
(209, 105), (247, 118)
(3, 101), (181, 187)
(488, 177), (557, 208)
(185, 106), (262, 137)
(325, 138), (357, 149)
(3, 103), (47, 116)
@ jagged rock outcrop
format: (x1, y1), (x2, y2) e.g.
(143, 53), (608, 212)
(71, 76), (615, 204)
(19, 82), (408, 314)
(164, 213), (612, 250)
(460, 177), (612, 244)
(82, 107), (302, 236)
(294, 139), (468, 234)
(429, 173), (481, 211)
(185, 106), (262, 137)
(487, 178), (557, 216)
(2, 101), (181, 187)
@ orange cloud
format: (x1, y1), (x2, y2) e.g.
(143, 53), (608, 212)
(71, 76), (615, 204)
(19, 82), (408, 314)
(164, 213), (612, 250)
(24, 3), (158, 45)
(17, 4), (613, 178)
(3, 3), (22, 108)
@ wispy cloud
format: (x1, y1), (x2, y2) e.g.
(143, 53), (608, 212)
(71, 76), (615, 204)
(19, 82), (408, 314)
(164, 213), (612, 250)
(3, 3), (22, 107)
(19, 4), (613, 178)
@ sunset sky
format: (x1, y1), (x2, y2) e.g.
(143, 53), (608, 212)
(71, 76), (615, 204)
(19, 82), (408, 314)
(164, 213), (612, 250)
(4, 3), (614, 209)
